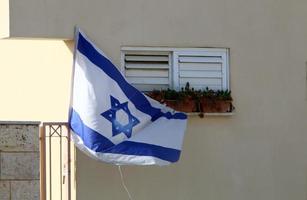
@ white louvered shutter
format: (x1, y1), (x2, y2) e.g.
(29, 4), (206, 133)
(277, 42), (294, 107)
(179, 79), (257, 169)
(174, 50), (229, 90)
(122, 51), (171, 91)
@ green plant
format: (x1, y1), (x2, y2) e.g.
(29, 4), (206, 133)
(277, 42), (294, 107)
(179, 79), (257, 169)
(163, 89), (180, 100)
(202, 87), (216, 99)
(215, 90), (232, 101)
(162, 82), (196, 100)
(146, 84), (234, 115)
(201, 87), (232, 101)
(146, 89), (164, 102)
(149, 89), (161, 96)
(180, 82), (199, 99)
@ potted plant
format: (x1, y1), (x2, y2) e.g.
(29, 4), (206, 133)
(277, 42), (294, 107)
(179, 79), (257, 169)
(215, 90), (233, 112)
(200, 87), (233, 113)
(175, 82), (198, 112)
(145, 89), (164, 103)
(146, 83), (234, 114)
(161, 83), (197, 112)
(162, 88), (181, 110)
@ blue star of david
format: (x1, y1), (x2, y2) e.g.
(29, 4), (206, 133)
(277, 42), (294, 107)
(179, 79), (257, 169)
(101, 96), (140, 138)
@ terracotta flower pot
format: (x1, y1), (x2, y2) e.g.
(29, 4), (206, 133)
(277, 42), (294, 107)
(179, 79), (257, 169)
(217, 100), (233, 112)
(200, 98), (232, 113)
(164, 99), (179, 110)
(146, 91), (163, 103)
(177, 97), (197, 112)
(164, 97), (197, 112)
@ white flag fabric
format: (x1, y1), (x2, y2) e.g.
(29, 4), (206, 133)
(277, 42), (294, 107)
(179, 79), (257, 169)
(69, 29), (187, 165)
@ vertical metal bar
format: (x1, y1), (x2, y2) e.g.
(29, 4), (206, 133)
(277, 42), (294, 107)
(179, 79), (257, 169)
(168, 52), (173, 89)
(60, 125), (63, 200)
(39, 124), (46, 200)
(67, 124), (71, 200)
(49, 126), (52, 200)
(172, 52), (179, 90)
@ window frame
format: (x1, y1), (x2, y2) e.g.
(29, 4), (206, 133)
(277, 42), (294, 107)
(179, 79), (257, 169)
(121, 47), (230, 91)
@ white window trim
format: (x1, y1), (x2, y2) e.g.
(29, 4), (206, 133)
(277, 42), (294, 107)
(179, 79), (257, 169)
(121, 47), (230, 91)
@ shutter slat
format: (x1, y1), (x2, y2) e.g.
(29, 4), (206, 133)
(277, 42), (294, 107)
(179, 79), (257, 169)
(125, 63), (169, 69)
(127, 77), (169, 85)
(179, 63), (222, 71)
(180, 71), (222, 78)
(179, 84), (222, 91)
(179, 77), (222, 85)
(123, 52), (171, 91)
(126, 69), (168, 77)
(179, 56), (222, 63)
(126, 55), (169, 62)
(132, 84), (169, 91)
(178, 52), (227, 90)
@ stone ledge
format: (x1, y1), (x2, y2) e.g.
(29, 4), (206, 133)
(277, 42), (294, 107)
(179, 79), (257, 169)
(0, 124), (39, 151)
(0, 152), (39, 179)
(0, 121), (40, 125)
(0, 181), (10, 200)
(11, 181), (39, 200)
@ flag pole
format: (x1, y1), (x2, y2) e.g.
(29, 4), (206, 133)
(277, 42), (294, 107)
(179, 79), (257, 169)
(66, 26), (80, 200)
(67, 26), (79, 127)
(39, 123), (46, 200)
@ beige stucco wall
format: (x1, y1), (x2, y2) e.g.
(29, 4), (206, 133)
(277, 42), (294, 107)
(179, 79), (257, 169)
(0, 0), (307, 200)
(0, 0), (9, 38)
(0, 39), (73, 122)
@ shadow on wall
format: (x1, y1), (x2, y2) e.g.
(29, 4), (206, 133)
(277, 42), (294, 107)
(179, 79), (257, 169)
(65, 40), (74, 54)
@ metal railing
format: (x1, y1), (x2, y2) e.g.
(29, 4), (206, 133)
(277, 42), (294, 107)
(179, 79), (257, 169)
(40, 122), (72, 200)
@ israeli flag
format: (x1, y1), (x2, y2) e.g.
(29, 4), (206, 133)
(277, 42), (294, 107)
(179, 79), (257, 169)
(69, 29), (187, 166)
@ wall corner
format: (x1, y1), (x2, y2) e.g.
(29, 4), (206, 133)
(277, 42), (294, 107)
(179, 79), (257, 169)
(0, 0), (10, 39)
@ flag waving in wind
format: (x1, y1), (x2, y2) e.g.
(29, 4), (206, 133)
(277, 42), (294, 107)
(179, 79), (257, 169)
(69, 28), (187, 166)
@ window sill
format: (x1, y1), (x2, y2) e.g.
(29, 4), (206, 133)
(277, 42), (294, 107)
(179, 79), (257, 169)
(187, 112), (235, 117)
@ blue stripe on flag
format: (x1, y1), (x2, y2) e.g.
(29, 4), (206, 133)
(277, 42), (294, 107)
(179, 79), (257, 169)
(106, 141), (181, 163)
(76, 32), (187, 121)
(69, 109), (181, 162)
(69, 108), (114, 151)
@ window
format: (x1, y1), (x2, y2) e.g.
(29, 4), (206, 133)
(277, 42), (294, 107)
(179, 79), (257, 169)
(121, 47), (229, 91)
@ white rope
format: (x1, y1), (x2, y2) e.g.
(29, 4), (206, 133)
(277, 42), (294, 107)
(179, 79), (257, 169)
(118, 165), (133, 200)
